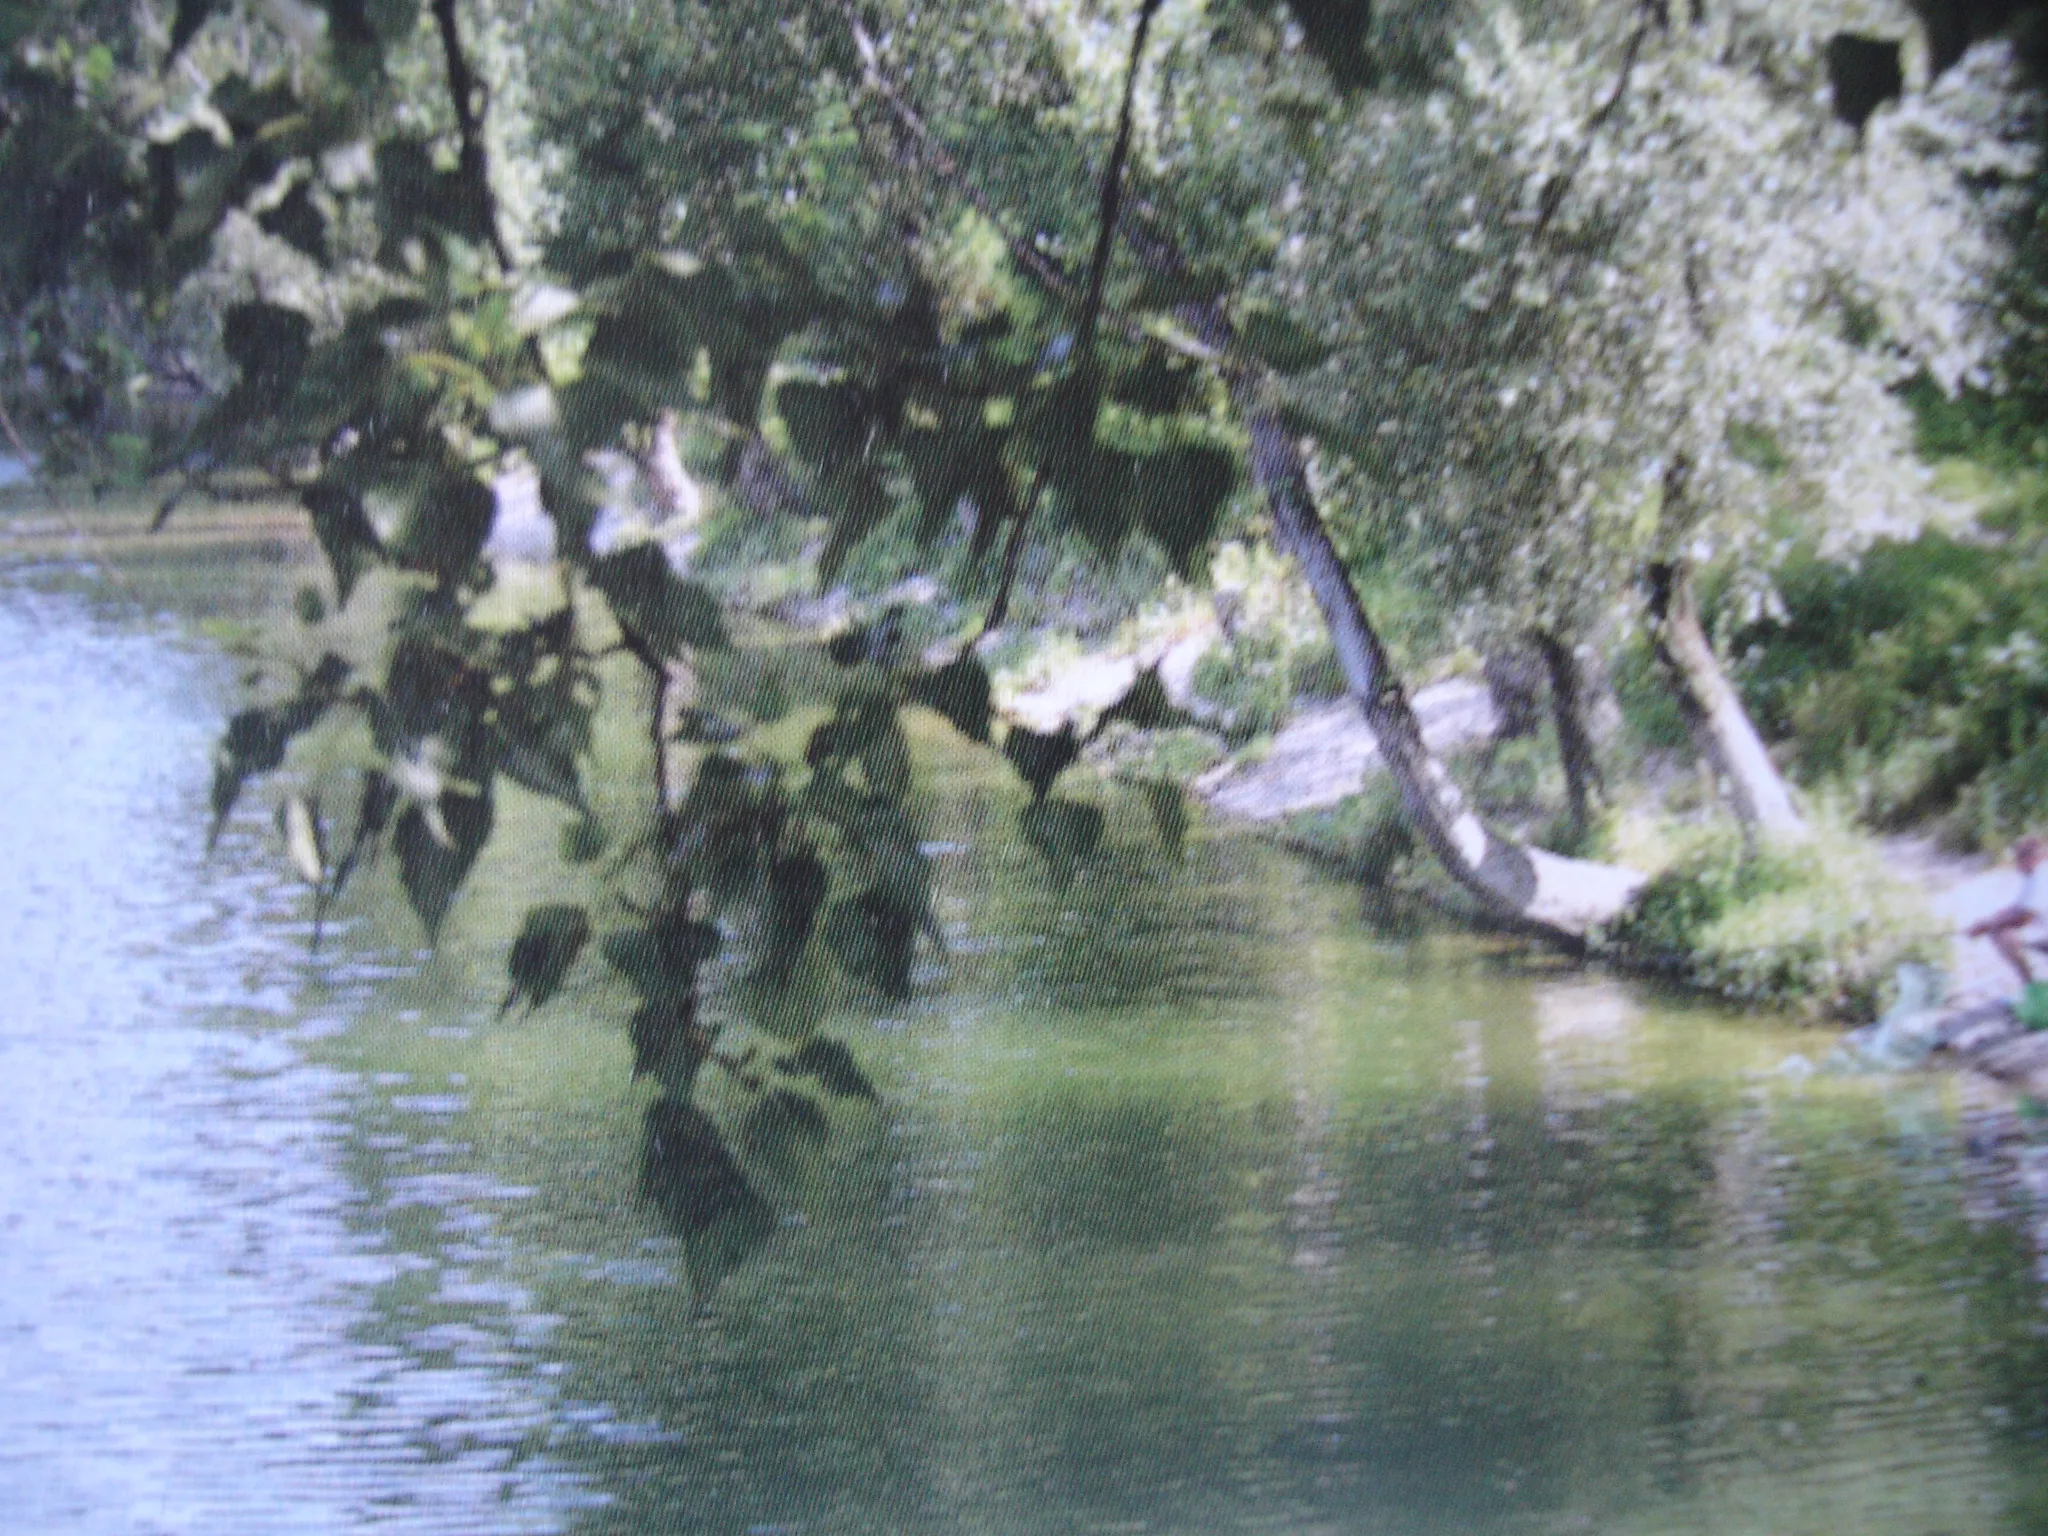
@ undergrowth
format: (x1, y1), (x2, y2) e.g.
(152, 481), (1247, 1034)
(1593, 811), (1942, 1021)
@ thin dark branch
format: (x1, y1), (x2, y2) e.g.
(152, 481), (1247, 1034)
(1532, 13), (1649, 241)
(969, 0), (1163, 642)
(609, 616), (675, 808)
(1078, 0), (1166, 355)
(1444, 1), (1652, 378)
(430, 0), (514, 272)
(835, 0), (1076, 296)
(973, 462), (1052, 642)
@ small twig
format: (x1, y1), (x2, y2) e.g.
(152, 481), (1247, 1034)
(966, 0), (1164, 643)
(836, 1), (1076, 296)
(973, 461), (1052, 643)
(430, 0), (514, 273)
(1079, 0), (1165, 353)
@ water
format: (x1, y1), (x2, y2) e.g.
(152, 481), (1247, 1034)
(4, 533), (2048, 1534)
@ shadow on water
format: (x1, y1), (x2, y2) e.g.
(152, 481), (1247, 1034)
(9, 520), (2048, 1534)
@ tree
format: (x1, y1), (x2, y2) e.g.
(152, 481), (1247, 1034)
(1453, 0), (2036, 835)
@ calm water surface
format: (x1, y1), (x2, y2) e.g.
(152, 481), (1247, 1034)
(4, 539), (2048, 1535)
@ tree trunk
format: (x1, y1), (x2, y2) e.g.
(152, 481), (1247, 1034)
(1644, 561), (1808, 842)
(1532, 629), (1606, 845)
(1236, 400), (1647, 947)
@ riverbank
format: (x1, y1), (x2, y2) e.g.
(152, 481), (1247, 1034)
(12, 494), (2048, 1534)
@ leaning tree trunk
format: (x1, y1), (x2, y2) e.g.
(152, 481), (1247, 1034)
(1644, 561), (1808, 842)
(1234, 399), (1647, 948)
(1532, 628), (1607, 846)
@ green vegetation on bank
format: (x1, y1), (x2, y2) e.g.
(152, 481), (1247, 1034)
(1718, 384), (2048, 851)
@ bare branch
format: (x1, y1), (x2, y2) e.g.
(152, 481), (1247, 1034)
(430, 0), (514, 272)
(973, 0), (1165, 640)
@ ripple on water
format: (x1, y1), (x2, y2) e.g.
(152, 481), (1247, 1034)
(0, 589), (585, 1534)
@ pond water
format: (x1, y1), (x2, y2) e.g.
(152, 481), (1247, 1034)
(5, 527), (2048, 1534)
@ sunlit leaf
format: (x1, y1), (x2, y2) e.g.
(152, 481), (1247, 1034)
(278, 793), (327, 886)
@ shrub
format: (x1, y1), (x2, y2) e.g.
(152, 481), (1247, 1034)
(1727, 519), (2048, 844)
(1598, 815), (1943, 1020)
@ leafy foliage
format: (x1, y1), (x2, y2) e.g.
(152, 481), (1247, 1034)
(1597, 817), (1941, 1020)
(1729, 488), (2048, 844)
(18, 0), (2047, 1282)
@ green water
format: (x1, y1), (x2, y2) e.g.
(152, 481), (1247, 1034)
(5, 524), (2048, 1534)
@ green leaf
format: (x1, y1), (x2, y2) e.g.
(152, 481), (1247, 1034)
(603, 918), (721, 1012)
(560, 816), (607, 864)
(821, 888), (917, 998)
(778, 379), (873, 472)
(1233, 299), (1334, 374)
(640, 1098), (774, 1252)
(742, 1088), (829, 1152)
(1134, 444), (1236, 577)
(221, 302), (313, 404)
(501, 903), (591, 1016)
(629, 1002), (699, 1082)
(671, 753), (778, 899)
(169, 0), (216, 58)
(911, 655), (993, 743)
(1108, 351), (1208, 414)
(1054, 446), (1141, 553)
(207, 654), (351, 847)
(670, 707), (747, 745)
(824, 607), (906, 669)
(1003, 721), (1080, 801)
(774, 1036), (877, 1101)
(901, 409), (1016, 548)
(495, 697), (589, 813)
(1096, 665), (1192, 735)
(329, 770), (397, 899)
(755, 849), (827, 981)
(393, 786), (494, 941)
(390, 473), (496, 583)
(300, 483), (385, 605)
(1020, 797), (1105, 875)
(815, 464), (896, 584)
(1137, 778), (1188, 860)
(591, 544), (730, 655)
(855, 710), (912, 801)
